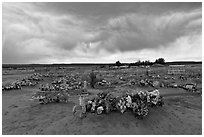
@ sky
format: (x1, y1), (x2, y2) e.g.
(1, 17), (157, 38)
(2, 2), (202, 64)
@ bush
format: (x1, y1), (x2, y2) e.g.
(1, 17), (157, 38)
(115, 61), (121, 66)
(155, 58), (165, 64)
(89, 71), (97, 88)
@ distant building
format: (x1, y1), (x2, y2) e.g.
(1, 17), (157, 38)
(111, 65), (129, 69)
(112, 66), (119, 69)
(119, 66), (129, 69)
(167, 65), (185, 75)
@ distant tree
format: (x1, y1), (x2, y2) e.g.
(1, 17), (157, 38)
(115, 61), (122, 66)
(135, 60), (141, 66)
(128, 60), (154, 66)
(144, 60), (149, 65)
(155, 58), (165, 64)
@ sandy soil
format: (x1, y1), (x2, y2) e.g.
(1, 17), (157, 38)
(2, 65), (202, 135)
(2, 86), (202, 135)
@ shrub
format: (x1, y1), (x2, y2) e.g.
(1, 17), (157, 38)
(89, 71), (97, 88)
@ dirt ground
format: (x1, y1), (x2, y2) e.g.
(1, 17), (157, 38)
(2, 66), (202, 135)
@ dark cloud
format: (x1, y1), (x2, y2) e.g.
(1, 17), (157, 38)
(86, 9), (201, 52)
(2, 2), (202, 63)
(35, 2), (201, 18)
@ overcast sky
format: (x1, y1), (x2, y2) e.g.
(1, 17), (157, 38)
(2, 2), (202, 64)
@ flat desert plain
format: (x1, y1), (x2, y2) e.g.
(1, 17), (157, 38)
(2, 64), (202, 135)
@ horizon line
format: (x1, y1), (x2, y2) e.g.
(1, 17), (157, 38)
(2, 60), (202, 65)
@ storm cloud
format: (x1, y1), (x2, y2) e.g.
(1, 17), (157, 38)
(2, 2), (202, 63)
